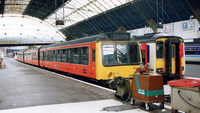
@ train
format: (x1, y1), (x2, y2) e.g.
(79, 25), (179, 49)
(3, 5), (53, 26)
(17, 32), (186, 85)
(131, 33), (185, 83)
(16, 49), (25, 62)
(185, 42), (200, 63)
(17, 32), (142, 85)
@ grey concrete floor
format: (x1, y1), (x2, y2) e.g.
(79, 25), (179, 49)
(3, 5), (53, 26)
(185, 63), (200, 78)
(0, 58), (114, 110)
(0, 58), (175, 112)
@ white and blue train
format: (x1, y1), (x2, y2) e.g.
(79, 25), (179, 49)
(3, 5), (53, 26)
(185, 43), (200, 63)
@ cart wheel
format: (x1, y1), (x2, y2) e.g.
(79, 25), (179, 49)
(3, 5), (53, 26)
(160, 102), (164, 109)
(114, 93), (121, 99)
(122, 93), (129, 101)
(130, 99), (135, 105)
(145, 103), (150, 111)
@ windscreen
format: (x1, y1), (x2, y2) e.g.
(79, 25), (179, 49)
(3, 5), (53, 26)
(102, 42), (140, 66)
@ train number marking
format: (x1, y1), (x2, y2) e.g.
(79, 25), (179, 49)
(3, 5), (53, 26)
(83, 68), (87, 74)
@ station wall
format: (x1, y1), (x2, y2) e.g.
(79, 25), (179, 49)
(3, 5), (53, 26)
(128, 19), (200, 41)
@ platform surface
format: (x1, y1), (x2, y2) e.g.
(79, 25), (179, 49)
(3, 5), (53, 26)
(0, 58), (174, 113)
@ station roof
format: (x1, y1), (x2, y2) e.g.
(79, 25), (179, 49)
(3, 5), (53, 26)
(59, 0), (200, 40)
(0, 0), (200, 41)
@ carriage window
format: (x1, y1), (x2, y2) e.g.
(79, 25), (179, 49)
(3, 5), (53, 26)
(31, 53), (34, 60)
(102, 44), (115, 65)
(81, 47), (89, 65)
(185, 48), (196, 55)
(156, 41), (164, 59)
(117, 44), (128, 64)
(40, 52), (43, 60)
(33, 53), (35, 60)
(48, 51), (53, 61)
(129, 43), (140, 63)
(57, 50), (61, 62)
(47, 51), (50, 61)
(42, 52), (45, 61)
(53, 50), (56, 61)
(67, 49), (70, 63)
(44, 52), (47, 61)
(61, 49), (66, 62)
(198, 48), (200, 55)
(74, 48), (80, 64)
(36, 52), (38, 60)
(71, 48), (80, 64)
(92, 49), (95, 62)
(71, 49), (75, 63)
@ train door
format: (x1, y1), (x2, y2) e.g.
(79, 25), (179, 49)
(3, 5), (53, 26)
(171, 44), (175, 74)
(156, 41), (165, 74)
(90, 44), (96, 78)
(165, 39), (181, 77)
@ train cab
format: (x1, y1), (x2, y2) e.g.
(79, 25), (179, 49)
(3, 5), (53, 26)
(132, 33), (185, 83)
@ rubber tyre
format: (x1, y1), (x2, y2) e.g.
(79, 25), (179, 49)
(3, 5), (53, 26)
(130, 99), (135, 105)
(115, 93), (121, 99)
(160, 102), (164, 109)
(122, 93), (129, 101)
(145, 103), (150, 111)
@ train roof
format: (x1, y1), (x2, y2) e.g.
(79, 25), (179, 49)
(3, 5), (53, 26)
(185, 42), (200, 47)
(131, 33), (182, 43)
(24, 47), (41, 53)
(40, 32), (130, 50)
(16, 49), (26, 54)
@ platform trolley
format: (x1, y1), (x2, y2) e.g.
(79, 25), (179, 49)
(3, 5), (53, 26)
(129, 68), (165, 111)
(168, 79), (200, 113)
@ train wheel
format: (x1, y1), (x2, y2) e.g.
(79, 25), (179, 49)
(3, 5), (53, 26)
(145, 103), (150, 111)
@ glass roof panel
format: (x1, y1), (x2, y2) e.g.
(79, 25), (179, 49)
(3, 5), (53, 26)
(0, 14), (65, 43)
(113, 0), (122, 6)
(4, 0), (31, 14)
(100, 0), (111, 10)
(94, 1), (107, 11)
(88, 3), (101, 13)
(64, 4), (75, 15)
(69, 12), (84, 22)
(45, 0), (131, 29)
(107, 1), (116, 7)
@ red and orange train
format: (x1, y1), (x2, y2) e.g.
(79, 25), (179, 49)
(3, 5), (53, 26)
(17, 32), (142, 83)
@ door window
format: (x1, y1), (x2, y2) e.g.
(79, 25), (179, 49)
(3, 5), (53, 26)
(171, 45), (175, 58)
(156, 41), (164, 59)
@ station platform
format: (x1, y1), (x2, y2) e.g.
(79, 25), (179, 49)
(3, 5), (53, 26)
(0, 58), (172, 113)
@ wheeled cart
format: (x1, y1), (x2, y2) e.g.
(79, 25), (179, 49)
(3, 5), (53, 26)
(130, 70), (165, 110)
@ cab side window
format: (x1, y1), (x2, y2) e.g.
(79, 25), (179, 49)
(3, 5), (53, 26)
(156, 41), (164, 59)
